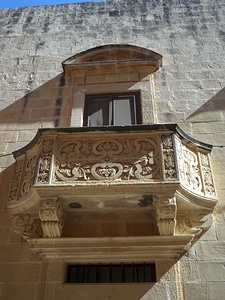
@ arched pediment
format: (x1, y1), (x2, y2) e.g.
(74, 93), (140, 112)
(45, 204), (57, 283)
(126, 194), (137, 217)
(62, 44), (162, 75)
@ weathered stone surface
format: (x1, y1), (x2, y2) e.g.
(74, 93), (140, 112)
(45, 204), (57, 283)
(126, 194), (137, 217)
(184, 282), (208, 300)
(0, 0), (225, 299)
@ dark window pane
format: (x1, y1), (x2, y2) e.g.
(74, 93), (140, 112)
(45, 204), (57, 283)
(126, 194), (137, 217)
(111, 265), (122, 283)
(84, 92), (141, 126)
(87, 98), (109, 126)
(124, 264), (133, 282)
(99, 265), (110, 283)
(67, 262), (156, 283)
(88, 265), (97, 283)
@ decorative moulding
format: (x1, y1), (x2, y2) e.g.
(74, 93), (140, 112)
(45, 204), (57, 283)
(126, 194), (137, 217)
(7, 124), (217, 262)
(62, 44), (163, 76)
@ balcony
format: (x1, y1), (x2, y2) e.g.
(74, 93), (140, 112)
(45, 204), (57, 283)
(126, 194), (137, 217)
(7, 124), (217, 263)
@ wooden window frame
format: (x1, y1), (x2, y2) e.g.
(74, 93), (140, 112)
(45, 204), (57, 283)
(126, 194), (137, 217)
(83, 92), (142, 126)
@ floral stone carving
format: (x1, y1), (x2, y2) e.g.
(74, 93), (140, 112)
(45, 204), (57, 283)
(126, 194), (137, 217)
(54, 137), (161, 182)
(6, 125), (218, 260)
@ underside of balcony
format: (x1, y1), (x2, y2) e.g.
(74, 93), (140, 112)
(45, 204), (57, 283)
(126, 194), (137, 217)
(7, 124), (217, 263)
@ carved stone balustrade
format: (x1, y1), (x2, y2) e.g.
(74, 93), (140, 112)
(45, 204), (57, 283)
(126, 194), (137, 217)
(7, 124), (218, 261)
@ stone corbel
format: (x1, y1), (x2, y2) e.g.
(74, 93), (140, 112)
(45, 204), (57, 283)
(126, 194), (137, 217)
(176, 212), (213, 236)
(39, 198), (65, 238)
(156, 196), (177, 235)
(11, 214), (41, 239)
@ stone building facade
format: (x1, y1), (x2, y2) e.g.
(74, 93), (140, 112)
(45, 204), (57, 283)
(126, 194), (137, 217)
(0, 0), (225, 299)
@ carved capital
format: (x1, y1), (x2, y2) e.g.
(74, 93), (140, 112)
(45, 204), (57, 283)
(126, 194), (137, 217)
(156, 196), (177, 236)
(11, 214), (41, 239)
(39, 199), (64, 238)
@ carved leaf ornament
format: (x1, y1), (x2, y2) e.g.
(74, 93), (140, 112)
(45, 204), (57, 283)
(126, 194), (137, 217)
(55, 138), (160, 182)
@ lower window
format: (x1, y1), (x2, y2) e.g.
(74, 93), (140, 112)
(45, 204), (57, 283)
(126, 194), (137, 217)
(83, 92), (141, 126)
(67, 263), (156, 283)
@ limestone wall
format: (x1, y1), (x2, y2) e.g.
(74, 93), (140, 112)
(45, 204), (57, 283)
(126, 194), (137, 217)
(0, 0), (225, 299)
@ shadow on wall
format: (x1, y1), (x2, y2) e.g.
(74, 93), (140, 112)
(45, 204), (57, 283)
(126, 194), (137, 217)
(0, 73), (70, 128)
(186, 87), (225, 123)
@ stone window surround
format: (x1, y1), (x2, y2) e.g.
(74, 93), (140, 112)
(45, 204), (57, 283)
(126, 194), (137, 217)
(62, 44), (163, 127)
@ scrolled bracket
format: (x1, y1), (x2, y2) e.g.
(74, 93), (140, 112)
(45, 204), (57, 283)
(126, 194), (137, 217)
(176, 212), (213, 236)
(156, 196), (177, 236)
(11, 214), (41, 239)
(39, 198), (65, 238)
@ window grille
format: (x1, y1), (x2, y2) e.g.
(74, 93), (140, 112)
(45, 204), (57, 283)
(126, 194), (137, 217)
(67, 263), (156, 283)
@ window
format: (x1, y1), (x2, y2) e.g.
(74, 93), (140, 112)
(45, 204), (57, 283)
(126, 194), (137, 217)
(83, 92), (141, 126)
(67, 263), (156, 283)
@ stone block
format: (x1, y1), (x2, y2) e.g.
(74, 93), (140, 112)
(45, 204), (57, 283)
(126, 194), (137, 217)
(15, 263), (41, 283)
(187, 110), (222, 123)
(195, 241), (225, 261)
(184, 282), (208, 300)
(198, 262), (225, 281)
(208, 282), (225, 300)
(1, 283), (37, 300)
(46, 261), (63, 283)
(141, 282), (168, 300)
(0, 227), (10, 244)
(179, 261), (200, 281)
(0, 263), (16, 282)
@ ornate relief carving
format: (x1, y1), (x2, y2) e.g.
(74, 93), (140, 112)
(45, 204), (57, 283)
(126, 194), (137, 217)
(36, 139), (54, 184)
(176, 212), (213, 236)
(199, 152), (216, 197)
(8, 159), (24, 201)
(54, 137), (160, 182)
(175, 138), (203, 194)
(161, 135), (177, 180)
(183, 147), (202, 192)
(20, 155), (37, 197)
(39, 199), (64, 238)
(11, 214), (41, 239)
(156, 196), (177, 236)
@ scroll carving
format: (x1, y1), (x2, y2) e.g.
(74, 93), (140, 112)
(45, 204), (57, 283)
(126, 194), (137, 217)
(36, 139), (54, 184)
(176, 212), (213, 236)
(20, 155), (37, 197)
(161, 135), (177, 179)
(39, 199), (64, 238)
(11, 214), (41, 239)
(156, 196), (177, 235)
(183, 148), (202, 192)
(9, 159), (24, 201)
(175, 138), (203, 194)
(199, 152), (216, 197)
(54, 138), (160, 182)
